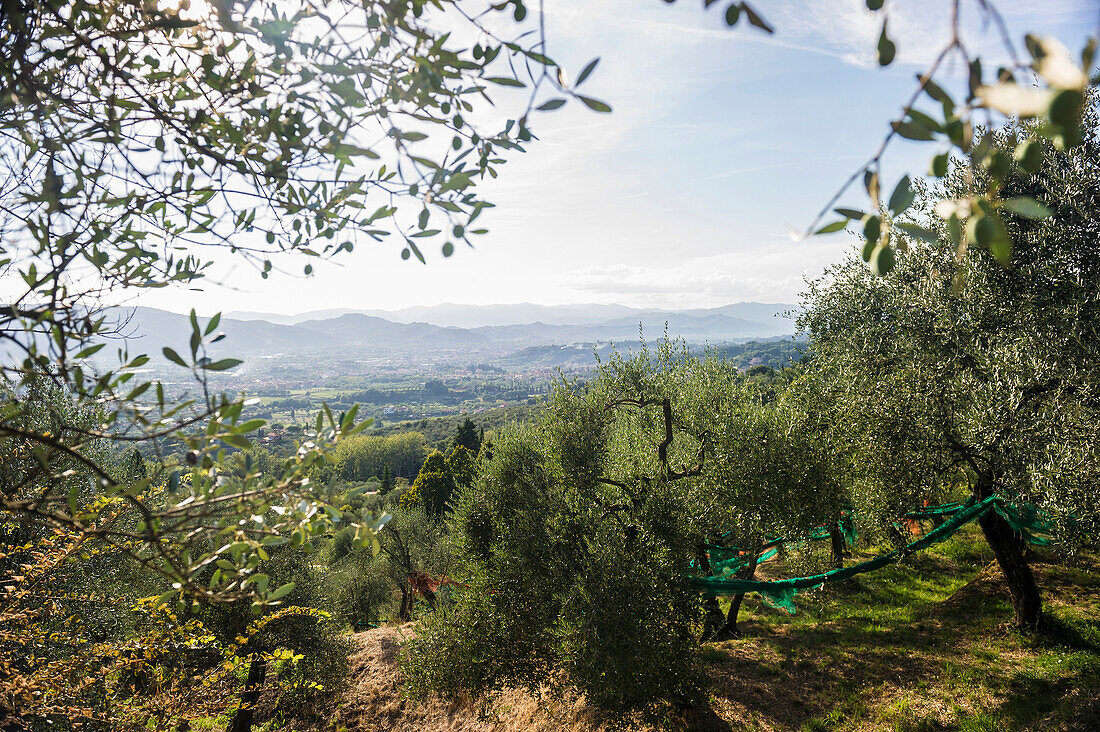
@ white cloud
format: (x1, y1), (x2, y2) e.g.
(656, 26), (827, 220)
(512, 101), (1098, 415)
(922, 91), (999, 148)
(565, 237), (856, 308)
(775, 0), (1094, 71)
(129, 0), (1092, 317)
(773, 0), (945, 69)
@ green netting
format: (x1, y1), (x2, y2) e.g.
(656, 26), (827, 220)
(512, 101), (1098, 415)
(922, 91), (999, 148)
(711, 555), (746, 575)
(711, 545), (780, 578)
(689, 496), (999, 612)
(706, 535), (785, 573)
(705, 545), (742, 563)
(707, 519), (855, 576)
(904, 500), (969, 520)
(839, 512), (858, 547)
(690, 496), (1057, 611)
(758, 545), (780, 564)
(994, 501), (1055, 546)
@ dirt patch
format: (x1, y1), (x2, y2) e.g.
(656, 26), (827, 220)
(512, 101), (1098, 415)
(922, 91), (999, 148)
(937, 561), (1006, 615)
(330, 625), (613, 732)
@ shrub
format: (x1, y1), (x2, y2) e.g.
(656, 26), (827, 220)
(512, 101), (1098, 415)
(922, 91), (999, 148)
(333, 556), (397, 629)
(402, 420), (705, 725)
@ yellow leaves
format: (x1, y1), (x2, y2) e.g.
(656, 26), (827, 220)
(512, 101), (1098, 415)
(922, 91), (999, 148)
(1034, 36), (1089, 91)
(976, 84), (1051, 118)
(976, 36), (1089, 120)
(272, 647), (303, 663)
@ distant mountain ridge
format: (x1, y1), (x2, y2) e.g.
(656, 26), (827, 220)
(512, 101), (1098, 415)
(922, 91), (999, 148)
(112, 302), (797, 362)
(224, 301), (795, 329)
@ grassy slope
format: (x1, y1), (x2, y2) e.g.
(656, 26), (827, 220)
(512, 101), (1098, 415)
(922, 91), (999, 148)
(190, 526), (1099, 731)
(698, 525), (1100, 731)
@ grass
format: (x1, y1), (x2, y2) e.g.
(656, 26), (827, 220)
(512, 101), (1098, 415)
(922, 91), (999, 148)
(699, 525), (1100, 731)
(245, 523), (1097, 732)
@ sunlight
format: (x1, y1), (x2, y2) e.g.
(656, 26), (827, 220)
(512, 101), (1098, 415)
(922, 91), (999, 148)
(3, 0), (1097, 728)
(157, 0), (214, 24)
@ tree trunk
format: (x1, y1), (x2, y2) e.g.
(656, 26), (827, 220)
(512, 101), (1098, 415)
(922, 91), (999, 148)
(0, 703), (27, 732)
(975, 480), (1042, 631)
(829, 523), (846, 569)
(712, 551), (759, 641)
(422, 586), (437, 611)
(697, 547), (726, 640)
(398, 584), (412, 621)
(227, 653), (266, 732)
(978, 507), (1042, 631)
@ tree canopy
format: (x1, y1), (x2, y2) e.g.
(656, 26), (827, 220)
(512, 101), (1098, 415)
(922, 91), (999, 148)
(0, 0), (608, 608)
(799, 113), (1100, 628)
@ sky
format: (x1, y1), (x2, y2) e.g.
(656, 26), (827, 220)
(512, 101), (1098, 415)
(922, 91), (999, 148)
(137, 0), (1098, 316)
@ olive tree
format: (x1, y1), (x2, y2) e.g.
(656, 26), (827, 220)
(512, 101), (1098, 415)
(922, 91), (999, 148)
(799, 116), (1100, 630)
(0, 0), (611, 607)
(402, 342), (849, 719)
(403, 346), (709, 723)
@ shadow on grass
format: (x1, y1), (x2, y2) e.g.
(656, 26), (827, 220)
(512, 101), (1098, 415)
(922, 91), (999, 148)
(957, 651), (1100, 731)
(1036, 611), (1100, 652)
(700, 548), (1100, 731)
(703, 617), (958, 729)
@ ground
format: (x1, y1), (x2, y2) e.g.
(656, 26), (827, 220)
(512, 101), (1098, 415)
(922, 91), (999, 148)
(329, 625), (611, 731)
(293, 526), (1100, 731)
(700, 536), (1100, 731)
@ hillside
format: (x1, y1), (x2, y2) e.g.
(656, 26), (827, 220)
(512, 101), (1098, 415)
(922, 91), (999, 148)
(225, 302), (797, 330)
(301, 528), (1100, 732)
(370, 403), (538, 450)
(107, 302), (798, 365)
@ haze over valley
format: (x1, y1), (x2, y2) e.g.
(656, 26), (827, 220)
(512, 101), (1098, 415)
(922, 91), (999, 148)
(109, 301), (801, 433)
(115, 301), (797, 359)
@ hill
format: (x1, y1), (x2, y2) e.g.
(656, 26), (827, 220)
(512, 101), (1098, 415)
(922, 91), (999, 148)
(303, 528), (1100, 731)
(224, 302), (796, 330)
(103, 303), (799, 365)
(370, 403), (538, 450)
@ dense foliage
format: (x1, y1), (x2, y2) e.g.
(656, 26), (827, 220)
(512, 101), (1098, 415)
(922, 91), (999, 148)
(371, 403), (537, 449)
(2, 0), (1097, 728)
(800, 115), (1100, 629)
(400, 345), (837, 722)
(322, 431), (427, 482)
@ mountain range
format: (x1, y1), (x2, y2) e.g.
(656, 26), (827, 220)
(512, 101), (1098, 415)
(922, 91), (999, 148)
(224, 302), (796, 330)
(105, 302), (797, 362)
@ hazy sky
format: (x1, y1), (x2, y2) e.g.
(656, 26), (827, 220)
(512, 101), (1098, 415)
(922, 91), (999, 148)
(138, 0), (1096, 316)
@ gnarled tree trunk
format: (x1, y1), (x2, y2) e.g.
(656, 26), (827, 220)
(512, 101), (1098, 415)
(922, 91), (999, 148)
(976, 480), (1042, 631)
(712, 550), (760, 641)
(829, 523), (846, 569)
(398, 584), (413, 621)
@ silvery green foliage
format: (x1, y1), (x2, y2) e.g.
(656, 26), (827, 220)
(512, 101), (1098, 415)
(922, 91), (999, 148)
(800, 118), (1100, 543)
(0, 0), (609, 607)
(403, 340), (844, 722)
